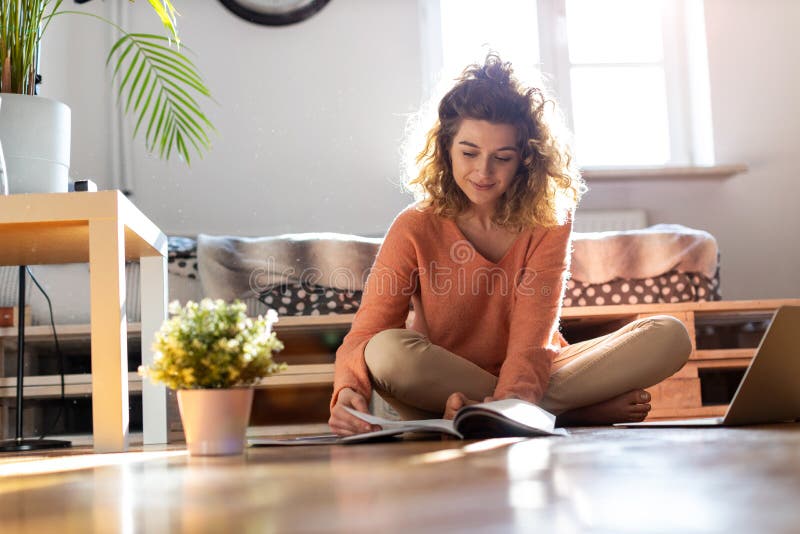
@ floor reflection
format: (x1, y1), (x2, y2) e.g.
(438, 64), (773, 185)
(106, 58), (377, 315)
(2, 426), (799, 532)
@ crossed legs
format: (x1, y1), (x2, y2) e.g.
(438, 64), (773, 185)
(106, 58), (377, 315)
(364, 315), (693, 424)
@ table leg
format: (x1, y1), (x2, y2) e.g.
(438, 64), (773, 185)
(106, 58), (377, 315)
(140, 255), (168, 444)
(89, 219), (129, 453)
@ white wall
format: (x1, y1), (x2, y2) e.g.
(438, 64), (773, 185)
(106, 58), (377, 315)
(41, 0), (420, 237)
(39, 0), (799, 299)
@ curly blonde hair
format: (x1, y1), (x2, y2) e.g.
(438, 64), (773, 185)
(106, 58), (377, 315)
(406, 53), (586, 229)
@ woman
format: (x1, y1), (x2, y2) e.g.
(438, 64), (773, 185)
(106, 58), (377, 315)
(329, 54), (692, 436)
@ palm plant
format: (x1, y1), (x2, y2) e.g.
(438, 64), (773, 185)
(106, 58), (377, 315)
(0, 0), (213, 164)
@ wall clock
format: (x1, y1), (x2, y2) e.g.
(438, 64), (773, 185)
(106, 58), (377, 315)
(219, 0), (331, 26)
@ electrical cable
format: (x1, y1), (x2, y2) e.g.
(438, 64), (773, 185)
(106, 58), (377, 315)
(24, 267), (66, 440)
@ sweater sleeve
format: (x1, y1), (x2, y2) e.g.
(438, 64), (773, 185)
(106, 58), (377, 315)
(493, 215), (573, 403)
(330, 210), (420, 410)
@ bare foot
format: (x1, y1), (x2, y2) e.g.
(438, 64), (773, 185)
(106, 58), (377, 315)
(556, 389), (652, 426)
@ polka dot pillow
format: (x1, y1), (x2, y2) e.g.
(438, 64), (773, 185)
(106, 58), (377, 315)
(258, 282), (362, 316)
(256, 269), (719, 315)
(167, 236), (198, 279)
(563, 270), (720, 307)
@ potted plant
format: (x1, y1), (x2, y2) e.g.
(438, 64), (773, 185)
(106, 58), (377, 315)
(0, 0), (213, 193)
(139, 299), (286, 456)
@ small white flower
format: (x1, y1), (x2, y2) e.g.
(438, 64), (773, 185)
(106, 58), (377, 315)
(265, 309), (279, 334)
(168, 300), (183, 315)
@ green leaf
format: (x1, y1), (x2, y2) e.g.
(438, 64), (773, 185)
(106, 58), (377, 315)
(152, 99), (170, 152)
(176, 130), (188, 163)
(126, 58), (148, 112)
(164, 88), (214, 135)
(138, 48), (204, 86)
(117, 50), (142, 97)
(145, 92), (165, 148)
(133, 36), (199, 68)
(163, 118), (178, 159)
(134, 79), (159, 137)
(179, 122), (206, 154)
(107, 35), (134, 67)
(173, 114), (211, 150)
(134, 69), (153, 113)
(146, 56), (210, 96)
(107, 32), (215, 164)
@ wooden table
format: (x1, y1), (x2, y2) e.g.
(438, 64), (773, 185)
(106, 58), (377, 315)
(0, 191), (168, 452)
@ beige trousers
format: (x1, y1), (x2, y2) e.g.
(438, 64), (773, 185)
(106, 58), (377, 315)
(364, 315), (693, 420)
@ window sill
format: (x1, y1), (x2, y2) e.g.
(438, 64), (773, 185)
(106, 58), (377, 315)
(581, 164), (748, 181)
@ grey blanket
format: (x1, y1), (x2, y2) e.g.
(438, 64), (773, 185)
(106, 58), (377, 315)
(571, 224), (719, 284)
(198, 233), (382, 301)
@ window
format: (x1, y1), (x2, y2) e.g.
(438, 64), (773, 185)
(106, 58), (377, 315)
(439, 0), (540, 79)
(428, 0), (713, 168)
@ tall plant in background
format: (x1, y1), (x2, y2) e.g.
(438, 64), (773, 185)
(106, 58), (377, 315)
(0, 0), (213, 163)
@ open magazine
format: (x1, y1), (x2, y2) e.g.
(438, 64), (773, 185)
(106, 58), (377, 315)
(249, 399), (568, 446)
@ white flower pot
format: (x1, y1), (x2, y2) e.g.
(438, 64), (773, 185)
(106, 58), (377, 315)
(177, 388), (254, 456)
(0, 94), (71, 194)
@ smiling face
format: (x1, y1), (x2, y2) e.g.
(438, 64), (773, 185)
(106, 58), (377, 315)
(448, 119), (521, 216)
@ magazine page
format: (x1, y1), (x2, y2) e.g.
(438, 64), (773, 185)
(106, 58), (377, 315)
(454, 399), (568, 437)
(249, 401), (567, 446)
(249, 409), (461, 447)
(343, 407), (459, 436)
(249, 434), (343, 446)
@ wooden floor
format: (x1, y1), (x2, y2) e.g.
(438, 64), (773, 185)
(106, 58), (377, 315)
(2, 425), (800, 533)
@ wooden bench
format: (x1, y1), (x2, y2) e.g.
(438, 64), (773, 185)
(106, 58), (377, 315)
(252, 298), (800, 423)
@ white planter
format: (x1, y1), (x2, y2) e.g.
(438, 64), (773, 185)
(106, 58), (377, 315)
(177, 388), (254, 456)
(0, 94), (71, 194)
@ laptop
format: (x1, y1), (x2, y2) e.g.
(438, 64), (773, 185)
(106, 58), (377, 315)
(616, 305), (800, 427)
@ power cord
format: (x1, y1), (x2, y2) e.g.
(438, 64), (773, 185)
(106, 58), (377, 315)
(24, 267), (66, 440)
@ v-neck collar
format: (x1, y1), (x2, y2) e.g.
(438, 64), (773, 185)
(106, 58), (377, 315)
(444, 217), (526, 266)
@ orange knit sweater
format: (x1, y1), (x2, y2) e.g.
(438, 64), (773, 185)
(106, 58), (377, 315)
(331, 204), (572, 410)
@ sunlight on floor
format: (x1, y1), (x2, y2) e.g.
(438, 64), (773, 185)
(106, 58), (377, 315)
(408, 438), (524, 465)
(0, 450), (187, 479)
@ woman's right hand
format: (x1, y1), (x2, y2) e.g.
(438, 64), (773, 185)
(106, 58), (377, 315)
(443, 392), (479, 420)
(329, 387), (383, 436)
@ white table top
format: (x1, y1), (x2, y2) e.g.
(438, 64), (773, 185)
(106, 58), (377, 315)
(0, 190), (166, 265)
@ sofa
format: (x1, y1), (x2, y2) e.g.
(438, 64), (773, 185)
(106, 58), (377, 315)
(0, 224), (720, 327)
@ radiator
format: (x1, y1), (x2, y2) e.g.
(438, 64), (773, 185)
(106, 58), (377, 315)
(573, 209), (648, 233)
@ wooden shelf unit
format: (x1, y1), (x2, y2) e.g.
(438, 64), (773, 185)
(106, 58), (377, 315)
(0, 372), (143, 399)
(1, 298), (798, 434)
(0, 323), (146, 438)
(560, 299), (800, 419)
(265, 299), (799, 421)
(264, 298), (800, 421)
(0, 323), (142, 372)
